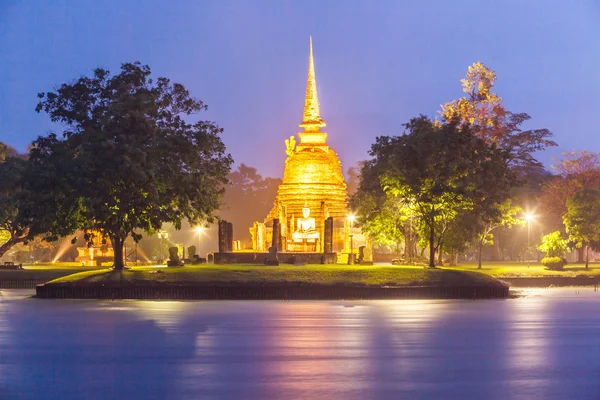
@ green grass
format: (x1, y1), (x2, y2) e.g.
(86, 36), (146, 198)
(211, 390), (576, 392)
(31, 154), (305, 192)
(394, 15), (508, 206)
(47, 264), (503, 287)
(445, 261), (600, 277)
(0, 263), (104, 281)
(4, 260), (598, 284)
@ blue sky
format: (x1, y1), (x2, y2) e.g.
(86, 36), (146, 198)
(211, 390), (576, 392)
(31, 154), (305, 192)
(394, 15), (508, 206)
(1, 0), (599, 178)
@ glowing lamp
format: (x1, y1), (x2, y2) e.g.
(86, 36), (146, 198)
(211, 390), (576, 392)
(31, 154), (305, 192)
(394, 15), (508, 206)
(525, 213), (534, 222)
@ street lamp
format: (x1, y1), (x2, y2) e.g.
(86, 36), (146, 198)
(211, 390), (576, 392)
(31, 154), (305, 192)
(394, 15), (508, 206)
(525, 213), (534, 267)
(348, 214), (356, 264)
(195, 226), (204, 257)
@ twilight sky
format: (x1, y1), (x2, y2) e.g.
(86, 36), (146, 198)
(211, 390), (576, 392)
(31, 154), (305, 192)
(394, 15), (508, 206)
(1, 0), (599, 178)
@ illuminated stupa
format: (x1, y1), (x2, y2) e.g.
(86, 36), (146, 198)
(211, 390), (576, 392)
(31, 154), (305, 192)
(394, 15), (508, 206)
(252, 38), (349, 253)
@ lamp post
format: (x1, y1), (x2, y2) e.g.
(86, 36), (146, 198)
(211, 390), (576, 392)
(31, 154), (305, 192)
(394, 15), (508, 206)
(525, 214), (534, 267)
(195, 226), (204, 260)
(348, 214), (355, 264)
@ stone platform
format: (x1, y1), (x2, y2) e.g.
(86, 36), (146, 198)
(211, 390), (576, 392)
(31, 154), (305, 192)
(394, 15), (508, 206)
(213, 252), (337, 265)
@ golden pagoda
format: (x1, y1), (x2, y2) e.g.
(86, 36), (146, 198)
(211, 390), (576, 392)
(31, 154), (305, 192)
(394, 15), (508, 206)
(252, 37), (349, 253)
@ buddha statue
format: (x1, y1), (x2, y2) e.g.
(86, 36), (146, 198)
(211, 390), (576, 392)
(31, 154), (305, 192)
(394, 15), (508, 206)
(292, 204), (320, 240)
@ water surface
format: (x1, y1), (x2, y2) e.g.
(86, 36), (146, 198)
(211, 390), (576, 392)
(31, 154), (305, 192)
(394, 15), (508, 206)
(0, 288), (598, 399)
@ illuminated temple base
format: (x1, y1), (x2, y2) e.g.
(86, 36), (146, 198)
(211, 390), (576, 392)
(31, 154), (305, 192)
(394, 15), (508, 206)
(214, 251), (337, 265)
(248, 137), (350, 253)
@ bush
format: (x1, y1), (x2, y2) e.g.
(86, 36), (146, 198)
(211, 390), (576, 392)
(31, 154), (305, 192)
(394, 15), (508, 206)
(538, 231), (569, 258)
(542, 256), (568, 270)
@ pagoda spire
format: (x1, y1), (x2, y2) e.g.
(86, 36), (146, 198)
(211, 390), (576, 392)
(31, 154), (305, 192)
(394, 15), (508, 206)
(299, 37), (326, 134)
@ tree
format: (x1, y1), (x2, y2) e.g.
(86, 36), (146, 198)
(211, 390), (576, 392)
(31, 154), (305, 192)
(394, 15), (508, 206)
(365, 116), (515, 267)
(30, 62), (233, 270)
(563, 189), (600, 269)
(542, 151), (600, 218)
(441, 61), (556, 175)
(219, 164), (281, 242)
(442, 211), (479, 266)
(346, 165), (361, 197)
(474, 200), (523, 268)
(541, 151), (600, 262)
(0, 156), (33, 258)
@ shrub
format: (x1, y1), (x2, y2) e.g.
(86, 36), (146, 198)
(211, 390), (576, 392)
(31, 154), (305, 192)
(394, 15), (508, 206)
(541, 256), (568, 270)
(538, 231), (569, 258)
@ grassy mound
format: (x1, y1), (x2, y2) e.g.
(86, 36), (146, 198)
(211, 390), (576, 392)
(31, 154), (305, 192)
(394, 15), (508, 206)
(46, 264), (505, 288)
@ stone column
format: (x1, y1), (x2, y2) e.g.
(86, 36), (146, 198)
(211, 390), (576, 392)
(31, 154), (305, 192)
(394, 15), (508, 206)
(272, 219), (281, 251)
(324, 217), (333, 253)
(226, 222), (233, 252)
(218, 220), (227, 253)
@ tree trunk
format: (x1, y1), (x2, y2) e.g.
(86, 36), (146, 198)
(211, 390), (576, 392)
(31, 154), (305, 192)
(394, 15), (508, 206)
(491, 236), (500, 261)
(577, 246), (584, 263)
(429, 221), (435, 268)
(112, 235), (125, 270)
(0, 236), (26, 259)
(586, 243), (589, 269)
(437, 242), (444, 266)
(478, 238), (484, 269)
(450, 252), (458, 266)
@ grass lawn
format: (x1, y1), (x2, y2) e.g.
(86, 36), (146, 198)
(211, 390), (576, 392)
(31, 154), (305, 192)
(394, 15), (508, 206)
(5, 260), (599, 284)
(444, 261), (600, 277)
(0, 263), (104, 281)
(47, 264), (504, 287)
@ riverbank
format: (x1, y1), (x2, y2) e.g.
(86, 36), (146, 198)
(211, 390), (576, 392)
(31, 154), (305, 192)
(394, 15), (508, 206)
(447, 262), (600, 287)
(35, 264), (508, 300)
(448, 261), (600, 277)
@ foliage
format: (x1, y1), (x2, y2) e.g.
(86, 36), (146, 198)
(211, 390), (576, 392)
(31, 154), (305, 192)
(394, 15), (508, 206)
(541, 256), (567, 270)
(442, 211), (480, 264)
(0, 155), (37, 258)
(537, 231), (569, 258)
(441, 61), (556, 175)
(346, 164), (361, 197)
(363, 116), (515, 267)
(441, 62), (505, 138)
(542, 151), (600, 218)
(563, 188), (600, 268)
(473, 200), (523, 268)
(219, 164), (281, 242)
(0, 142), (18, 162)
(0, 230), (9, 245)
(30, 62), (233, 269)
(351, 159), (413, 251)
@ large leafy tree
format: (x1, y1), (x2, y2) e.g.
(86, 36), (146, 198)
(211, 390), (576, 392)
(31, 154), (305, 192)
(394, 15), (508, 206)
(563, 189), (600, 269)
(365, 116), (515, 267)
(30, 62), (233, 269)
(442, 62), (554, 263)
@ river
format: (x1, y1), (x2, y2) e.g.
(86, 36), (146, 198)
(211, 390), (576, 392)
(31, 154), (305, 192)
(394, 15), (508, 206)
(0, 288), (598, 399)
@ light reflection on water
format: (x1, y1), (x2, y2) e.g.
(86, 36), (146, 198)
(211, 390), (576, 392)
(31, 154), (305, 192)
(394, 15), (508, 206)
(0, 288), (599, 399)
